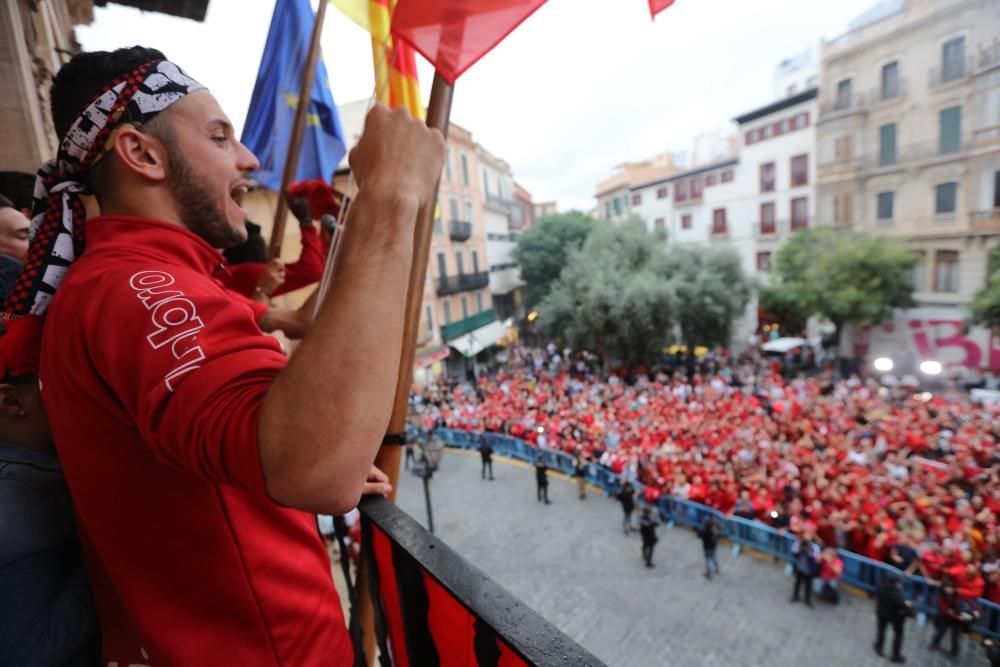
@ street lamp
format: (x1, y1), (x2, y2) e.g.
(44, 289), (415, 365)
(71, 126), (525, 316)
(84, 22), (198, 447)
(873, 357), (894, 372)
(412, 430), (445, 534)
(919, 360), (943, 376)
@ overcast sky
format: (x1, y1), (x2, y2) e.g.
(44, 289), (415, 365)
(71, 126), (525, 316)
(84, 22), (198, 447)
(78, 0), (878, 211)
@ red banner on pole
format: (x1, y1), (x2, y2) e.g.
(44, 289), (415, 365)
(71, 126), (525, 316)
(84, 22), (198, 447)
(648, 0), (676, 19)
(391, 0), (549, 83)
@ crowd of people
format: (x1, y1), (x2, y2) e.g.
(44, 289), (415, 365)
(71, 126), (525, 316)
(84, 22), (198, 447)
(413, 345), (1000, 616)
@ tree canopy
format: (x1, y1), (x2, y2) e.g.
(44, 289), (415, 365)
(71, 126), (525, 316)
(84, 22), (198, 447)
(654, 243), (752, 349)
(968, 245), (1000, 332)
(760, 228), (917, 343)
(537, 219), (752, 364)
(513, 211), (594, 308)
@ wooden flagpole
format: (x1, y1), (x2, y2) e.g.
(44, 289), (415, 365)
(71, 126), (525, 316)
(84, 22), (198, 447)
(377, 72), (453, 494)
(357, 71), (454, 666)
(268, 0), (329, 260)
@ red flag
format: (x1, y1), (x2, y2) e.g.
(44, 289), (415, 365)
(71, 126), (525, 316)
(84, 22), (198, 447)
(391, 0), (549, 84)
(648, 0), (676, 19)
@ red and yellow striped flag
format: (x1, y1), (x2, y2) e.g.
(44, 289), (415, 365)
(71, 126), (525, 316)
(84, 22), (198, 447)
(329, 0), (424, 120)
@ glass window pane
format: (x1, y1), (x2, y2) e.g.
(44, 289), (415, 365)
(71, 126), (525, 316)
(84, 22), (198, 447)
(879, 123), (897, 166)
(939, 106), (962, 154)
(760, 163), (775, 192)
(934, 250), (959, 292)
(837, 79), (852, 109)
(877, 192), (894, 220)
(935, 182), (957, 214)
(942, 37), (965, 81)
(911, 252), (926, 291)
(881, 61), (899, 99)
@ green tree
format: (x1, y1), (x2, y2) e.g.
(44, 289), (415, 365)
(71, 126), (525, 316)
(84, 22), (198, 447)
(762, 228), (917, 349)
(513, 211), (594, 307)
(653, 244), (753, 348)
(968, 245), (1000, 332)
(537, 219), (752, 364)
(537, 219), (675, 365)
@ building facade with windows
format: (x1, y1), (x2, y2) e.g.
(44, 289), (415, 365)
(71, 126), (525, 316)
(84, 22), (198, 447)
(336, 109), (530, 382)
(1, 0), (209, 172)
(597, 82), (818, 346)
(629, 158), (740, 246)
(816, 0), (1000, 307)
(532, 200), (557, 221)
(733, 88), (820, 281)
(426, 124), (503, 380)
(512, 183), (535, 232)
(477, 143), (526, 328)
(594, 153), (681, 221)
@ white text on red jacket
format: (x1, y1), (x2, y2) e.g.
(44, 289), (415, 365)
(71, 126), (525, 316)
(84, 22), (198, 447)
(129, 270), (206, 392)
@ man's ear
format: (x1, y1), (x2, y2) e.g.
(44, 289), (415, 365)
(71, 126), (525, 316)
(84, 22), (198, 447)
(112, 126), (169, 183)
(0, 383), (25, 419)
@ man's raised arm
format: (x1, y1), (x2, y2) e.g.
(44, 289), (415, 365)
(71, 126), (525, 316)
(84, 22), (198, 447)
(257, 105), (445, 514)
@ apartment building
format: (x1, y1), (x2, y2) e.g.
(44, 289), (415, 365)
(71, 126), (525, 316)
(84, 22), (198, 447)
(816, 0), (1000, 307)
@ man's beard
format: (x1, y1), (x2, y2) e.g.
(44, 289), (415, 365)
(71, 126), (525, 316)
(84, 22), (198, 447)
(167, 146), (247, 249)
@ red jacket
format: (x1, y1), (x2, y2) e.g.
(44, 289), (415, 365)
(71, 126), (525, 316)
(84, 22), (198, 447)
(39, 217), (351, 666)
(218, 225), (325, 297)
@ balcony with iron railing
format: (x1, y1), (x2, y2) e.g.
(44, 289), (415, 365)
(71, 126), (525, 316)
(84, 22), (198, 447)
(819, 92), (869, 120)
(974, 40), (1000, 75)
(929, 56), (973, 89)
(971, 208), (1000, 231)
(869, 78), (907, 107)
(754, 219), (787, 238)
(484, 191), (516, 213)
(448, 219), (472, 241)
(674, 186), (706, 207)
(440, 308), (495, 341)
(753, 218), (811, 238)
(437, 271), (490, 296)
(818, 154), (864, 177)
(863, 138), (973, 170)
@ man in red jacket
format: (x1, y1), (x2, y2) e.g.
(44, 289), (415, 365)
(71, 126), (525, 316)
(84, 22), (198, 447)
(3, 46), (443, 666)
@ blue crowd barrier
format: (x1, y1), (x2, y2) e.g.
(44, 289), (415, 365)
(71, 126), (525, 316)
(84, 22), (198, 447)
(431, 428), (999, 638)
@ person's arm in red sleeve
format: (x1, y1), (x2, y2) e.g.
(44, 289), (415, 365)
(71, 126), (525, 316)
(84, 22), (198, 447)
(274, 225), (325, 296)
(258, 106), (446, 514)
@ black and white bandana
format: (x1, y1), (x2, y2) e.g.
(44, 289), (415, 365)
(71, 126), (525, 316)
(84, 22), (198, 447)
(0, 59), (203, 376)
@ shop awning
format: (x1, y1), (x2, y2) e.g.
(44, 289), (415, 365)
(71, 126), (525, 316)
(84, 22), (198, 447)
(414, 344), (449, 369)
(448, 319), (509, 358)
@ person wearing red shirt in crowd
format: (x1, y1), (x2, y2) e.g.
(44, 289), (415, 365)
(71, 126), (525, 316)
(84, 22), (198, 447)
(916, 542), (949, 583)
(946, 553), (986, 601)
(6, 47), (444, 666)
(817, 547), (844, 604)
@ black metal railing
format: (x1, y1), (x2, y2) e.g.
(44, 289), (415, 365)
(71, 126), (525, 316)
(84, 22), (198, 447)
(929, 56), (973, 87)
(819, 92), (868, 119)
(358, 496), (605, 666)
(437, 271), (490, 296)
(484, 192), (516, 212)
(449, 219), (472, 241)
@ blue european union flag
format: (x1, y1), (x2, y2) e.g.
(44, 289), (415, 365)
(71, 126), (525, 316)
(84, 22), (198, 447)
(241, 0), (346, 191)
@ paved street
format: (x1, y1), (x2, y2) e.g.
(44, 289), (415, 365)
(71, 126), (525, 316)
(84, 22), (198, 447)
(395, 450), (988, 667)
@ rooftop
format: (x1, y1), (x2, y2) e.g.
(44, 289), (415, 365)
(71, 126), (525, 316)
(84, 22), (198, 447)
(633, 157), (739, 189)
(732, 88), (818, 125)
